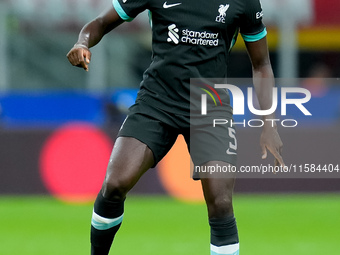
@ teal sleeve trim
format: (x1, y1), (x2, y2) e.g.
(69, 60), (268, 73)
(148, 10), (153, 28)
(112, 0), (133, 22)
(241, 28), (267, 42)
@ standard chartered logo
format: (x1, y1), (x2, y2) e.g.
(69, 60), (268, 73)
(167, 24), (180, 44)
(167, 24), (219, 46)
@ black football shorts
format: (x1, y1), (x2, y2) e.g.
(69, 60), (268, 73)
(117, 100), (237, 171)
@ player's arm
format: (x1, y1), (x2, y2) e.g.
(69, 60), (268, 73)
(245, 37), (285, 167)
(67, 6), (124, 71)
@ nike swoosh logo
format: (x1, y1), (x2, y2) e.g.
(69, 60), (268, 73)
(226, 149), (237, 155)
(163, 2), (182, 8)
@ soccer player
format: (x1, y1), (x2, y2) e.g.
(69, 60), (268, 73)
(67, 0), (284, 254)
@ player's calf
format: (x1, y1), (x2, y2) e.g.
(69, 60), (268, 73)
(201, 171), (239, 255)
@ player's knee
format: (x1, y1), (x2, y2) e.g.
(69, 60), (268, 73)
(101, 177), (133, 201)
(207, 196), (233, 218)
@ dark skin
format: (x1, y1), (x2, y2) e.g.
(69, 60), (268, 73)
(67, 6), (284, 217)
(67, 7), (123, 72)
(245, 39), (284, 166)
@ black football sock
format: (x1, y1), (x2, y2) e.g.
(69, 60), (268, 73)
(90, 192), (124, 255)
(209, 215), (239, 255)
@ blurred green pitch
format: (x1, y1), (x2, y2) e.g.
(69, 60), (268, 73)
(0, 194), (339, 255)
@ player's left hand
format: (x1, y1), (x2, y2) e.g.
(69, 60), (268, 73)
(260, 124), (285, 167)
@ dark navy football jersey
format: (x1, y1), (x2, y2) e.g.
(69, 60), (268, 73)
(113, 0), (266, 115)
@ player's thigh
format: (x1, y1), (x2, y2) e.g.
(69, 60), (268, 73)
(201, 161), (236, 218)
(102, 104), (178, 199)
(102, 136), (155, 199)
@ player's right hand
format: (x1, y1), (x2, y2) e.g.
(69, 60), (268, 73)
(66, 44), (92, 71)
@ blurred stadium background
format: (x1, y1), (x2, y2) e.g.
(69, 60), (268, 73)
(0, 0), (339, 254)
